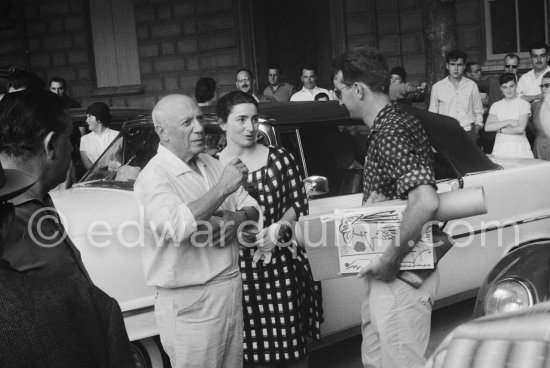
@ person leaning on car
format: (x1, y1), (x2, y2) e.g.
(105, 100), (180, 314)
(333, 47), (440, 368)
(0, 89), (92, 283)
(134, 94), (262, 368)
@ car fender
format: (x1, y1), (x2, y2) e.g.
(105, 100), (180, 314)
(474, 240), (550, 317)
(50, 187), (157, 342)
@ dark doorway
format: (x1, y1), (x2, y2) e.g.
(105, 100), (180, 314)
(251, 0), (334, 94)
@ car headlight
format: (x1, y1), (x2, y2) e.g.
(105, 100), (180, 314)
(483, 278), (533, 316)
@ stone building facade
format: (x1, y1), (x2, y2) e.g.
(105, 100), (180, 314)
(0, 0), (490, 109)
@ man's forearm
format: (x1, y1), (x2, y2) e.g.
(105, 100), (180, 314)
(521, 94), (542, 103)
(383, 185), (439, 264)
(187, 184), (230, 221)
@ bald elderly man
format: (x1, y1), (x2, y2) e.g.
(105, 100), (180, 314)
(134, 95), (262, 368)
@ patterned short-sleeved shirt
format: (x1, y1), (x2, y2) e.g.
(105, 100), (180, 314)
(362, 103), (436, 204)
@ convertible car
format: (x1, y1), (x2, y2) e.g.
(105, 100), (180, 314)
(51, 102), (550, 367)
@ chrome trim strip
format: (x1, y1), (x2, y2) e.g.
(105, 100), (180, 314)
(451, 213), (550, 239)
(295, 129), (309, 178)
(122, 305), (155, 318)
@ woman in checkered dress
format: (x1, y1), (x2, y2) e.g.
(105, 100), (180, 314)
(218, 91), (323, 367)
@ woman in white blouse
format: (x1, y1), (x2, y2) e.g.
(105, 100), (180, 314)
(485, 73), (533, 158)
(79, 102), (119, 169)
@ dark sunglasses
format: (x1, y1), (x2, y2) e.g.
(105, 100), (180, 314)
(540, 83), (550, 89)
(505, 64), (519, 69)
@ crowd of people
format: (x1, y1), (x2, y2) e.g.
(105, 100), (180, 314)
(429, 42), (550, 160)
(1, 39), (550, 368)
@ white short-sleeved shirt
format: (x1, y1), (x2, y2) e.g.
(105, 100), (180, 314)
(290, 86), (332, 101)
(79, 128), (119, 163)
(517, 66), (550, 97)
(488, 97), (531, 122)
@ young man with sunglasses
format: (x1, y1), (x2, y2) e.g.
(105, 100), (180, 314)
(332, 47), (439, 368)
(517, 41), (550, 103)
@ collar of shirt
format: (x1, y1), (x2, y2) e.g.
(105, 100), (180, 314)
(11, 187), (50, 207)
(369, 102), (396, 136)
(442, 76), (472, 89)
(269, 84), (281, 92)
(527, 65), (550, 77)
(157, 144), (206, 177)
(299, 86), (319, 95)
(90, 127), (113, 138)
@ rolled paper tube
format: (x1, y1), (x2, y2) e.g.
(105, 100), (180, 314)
(434, 186), (487, 222)
(294, 186), (488, 243)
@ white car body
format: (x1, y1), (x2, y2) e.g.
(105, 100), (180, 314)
(51, 157), (550, 345)
(51, 102), (550, 363)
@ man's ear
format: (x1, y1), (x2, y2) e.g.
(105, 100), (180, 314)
(154, 125), (165, 139)
(355, 83), (366, 100)
(43, 131), (56, 160)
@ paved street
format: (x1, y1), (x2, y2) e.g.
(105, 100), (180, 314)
(309, 298), (476, 367)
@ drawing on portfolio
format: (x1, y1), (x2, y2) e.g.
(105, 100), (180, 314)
(336, 206), (435, 274)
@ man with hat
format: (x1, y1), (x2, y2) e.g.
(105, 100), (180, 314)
(0, 89), (91, 282)
(0, 161), (135, 368)
(0, 161), (35, 250)
(0, 163), (35, 204)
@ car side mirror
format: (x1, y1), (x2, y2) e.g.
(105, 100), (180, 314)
(304, 176), (328, 197)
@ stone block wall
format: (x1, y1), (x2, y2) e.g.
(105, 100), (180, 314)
(133, 0), (242, 108)
(24, 0), (92, 103)
(0, 0), (244, 108)
(0, 0), (93, 102)
(0, 0), (484, 108)
(342, 0), (483, 86)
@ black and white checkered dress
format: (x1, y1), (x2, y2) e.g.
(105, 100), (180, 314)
(241, 147), (323, 364)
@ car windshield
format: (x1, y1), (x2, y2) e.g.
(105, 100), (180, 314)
(77, 124), (158, 190)
(75, 103), (501, 193)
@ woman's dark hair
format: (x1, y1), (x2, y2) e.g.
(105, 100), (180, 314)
(499, 72), (517, 85)
(390, 66), (406, 82)
(216, 91), (258, 123)
(195, 77), (217, 103)
(86, 102), (111, 127)
(0, 89), (66, 157)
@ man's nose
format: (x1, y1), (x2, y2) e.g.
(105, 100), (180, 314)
(192, 118), (204, 131)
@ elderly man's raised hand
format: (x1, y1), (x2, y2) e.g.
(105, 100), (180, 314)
(219, 158), (248, 196)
